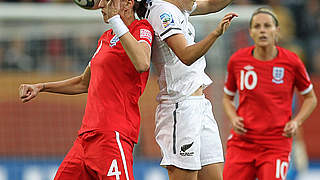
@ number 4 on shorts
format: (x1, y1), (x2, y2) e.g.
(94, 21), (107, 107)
(108, 159), (121, 180)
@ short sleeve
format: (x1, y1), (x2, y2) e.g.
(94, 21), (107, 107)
(148, 5), (183, 40)
(132, 20), (154, 48)
(224, 58), (237, 96)
(294, 56), (313, 95)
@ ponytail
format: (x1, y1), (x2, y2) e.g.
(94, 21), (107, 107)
(134, 0), (148, 19)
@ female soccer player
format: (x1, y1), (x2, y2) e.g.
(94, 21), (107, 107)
(19, 0), (154, 179)
(223, 8), (317, 180)
(145, 0), (236, 179)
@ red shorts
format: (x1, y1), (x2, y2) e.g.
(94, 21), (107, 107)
(54, 131), (135, 180)
(223, 136), (290, 180)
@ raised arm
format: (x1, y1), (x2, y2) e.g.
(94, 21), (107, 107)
(120, 33), (152, 73)
(166, 12), (237, 66)
(102, 0), (152, 73)
(191, 0), (234, 16)
(19, 65), (91, 103)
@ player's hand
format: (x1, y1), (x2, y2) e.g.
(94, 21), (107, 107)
(231, 116), (247, 135)
(19, 84), (42, 103)
(214, 12), (238, 36)
(106, 0), (121, 19)
(283, 120), (299, 137)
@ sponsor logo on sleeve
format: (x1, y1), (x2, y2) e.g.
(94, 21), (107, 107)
(160, 12), (174, 28)
(140, 29), (152, 43)
(272, 67), (285, 84)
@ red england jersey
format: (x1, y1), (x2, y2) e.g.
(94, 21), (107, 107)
(224, 46), (313, 151)
(78, 19), (154, 143)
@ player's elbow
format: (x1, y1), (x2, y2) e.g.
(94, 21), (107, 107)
(135, 60), (150, 73)
(136, 64), (150, 73)
(79, 75), (89, 92)
(179, 56), (195, 66)
(175, 50), (197, 66)
(312, 95), (318, 109)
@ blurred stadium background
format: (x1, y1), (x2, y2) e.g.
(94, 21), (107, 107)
(0, 0), (319, 180)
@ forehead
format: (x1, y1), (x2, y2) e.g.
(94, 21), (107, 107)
(252, 13), (275, 24)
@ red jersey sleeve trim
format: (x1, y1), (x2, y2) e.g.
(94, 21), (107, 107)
(224, 86), (236, 96)
(300, 84), (313, 95)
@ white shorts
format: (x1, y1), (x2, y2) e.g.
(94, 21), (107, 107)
(155, 95), (224, 170)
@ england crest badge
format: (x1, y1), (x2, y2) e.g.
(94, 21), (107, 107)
(272, 67), (284, 84)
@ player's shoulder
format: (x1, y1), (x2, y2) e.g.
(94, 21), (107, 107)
(277, 46), (302, 64)
(278, 46), (298, 58)
(134, 19), (153, 29)
(151, 0), (178, 11)
(229, 46), (254, 62)
(149, 0), (180, 18)
(129, 19), (154, 35)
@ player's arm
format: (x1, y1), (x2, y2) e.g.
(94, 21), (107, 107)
(120, 33), (151, 73)
(19, 65), (91, 103)
(283, 89), (317, 137)
(104, 0), (151, 73)
(222, 93), (247, 135)
(165, 12), (237, 66)
(191, 0), (233, 16)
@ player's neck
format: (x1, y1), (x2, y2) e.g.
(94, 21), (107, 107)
(164, 0), (184, 11)
(253, 46), (278, 61)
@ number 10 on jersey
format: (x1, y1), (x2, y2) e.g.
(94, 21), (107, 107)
(240, 70), (258, 90)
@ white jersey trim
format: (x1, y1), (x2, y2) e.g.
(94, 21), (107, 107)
(300, 84), (313, 95)
(92, 40), (103, 59)
(115, 131), (130, 180)
(148, 0), (184, 41)
(224, 87), (236, 96)
(160, 27), (183, 41)
(138, 39), (152, 52)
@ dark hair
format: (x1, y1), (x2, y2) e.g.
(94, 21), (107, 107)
(249, 8), (279, 28)
(134, 0), (148, 19)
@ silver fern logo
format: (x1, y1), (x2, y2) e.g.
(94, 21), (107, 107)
(180, 142), (194, 156)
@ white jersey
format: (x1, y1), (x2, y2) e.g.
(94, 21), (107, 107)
(147, 0), (213, 103)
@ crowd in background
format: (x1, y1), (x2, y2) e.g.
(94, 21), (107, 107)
(0, 0), (319, 75)
(0, 36), (97, 73)
(0, 0), (70, 2)
(0, 2), (319, 179)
